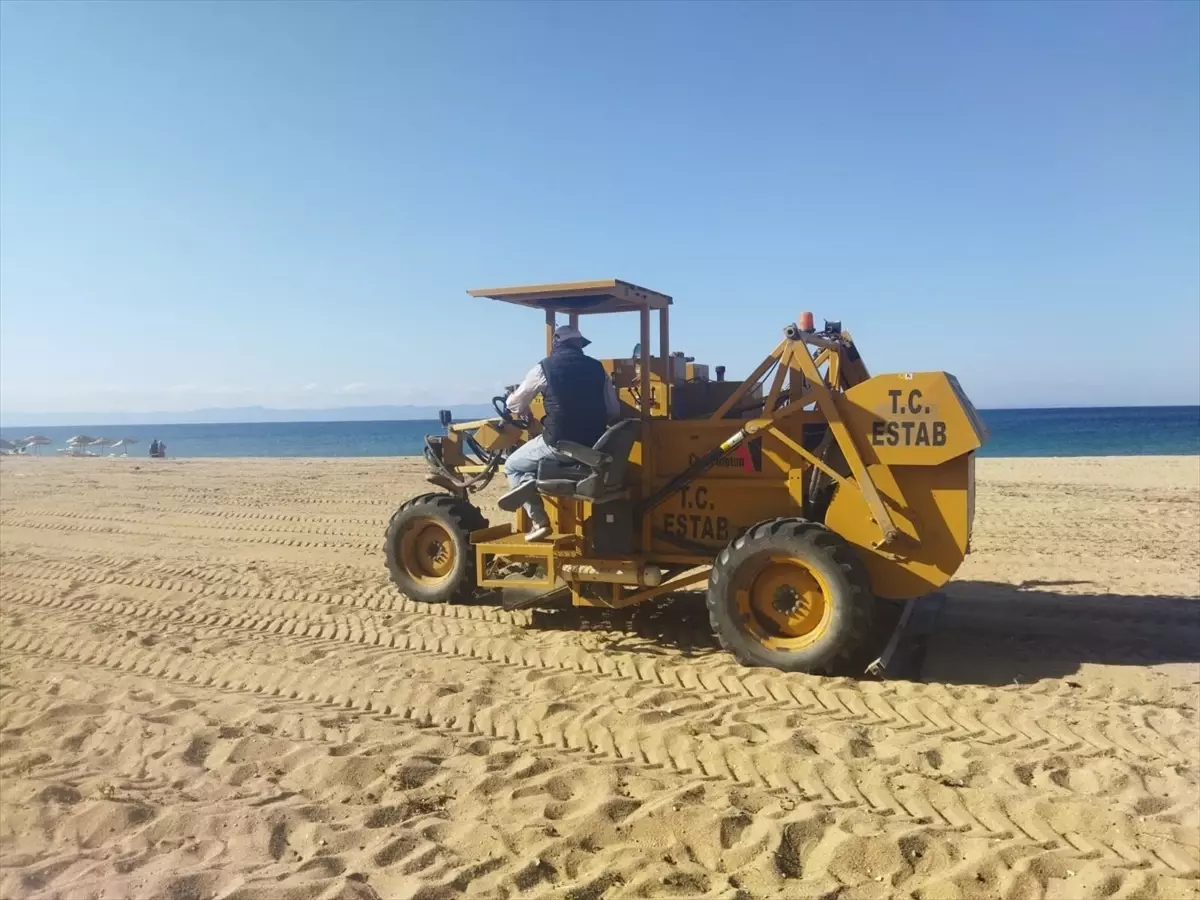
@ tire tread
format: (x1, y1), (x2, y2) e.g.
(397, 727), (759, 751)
(383, 493), (488, 604)
(705, 516), (873, 674)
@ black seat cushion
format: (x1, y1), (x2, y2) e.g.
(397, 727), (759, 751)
(525, 420), (643, 505)
(537, 458), (589, 483)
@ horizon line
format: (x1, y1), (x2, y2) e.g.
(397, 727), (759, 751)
(2, 402), (1198, 431)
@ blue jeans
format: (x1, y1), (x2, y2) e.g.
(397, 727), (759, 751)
(504, 435), (566, 526)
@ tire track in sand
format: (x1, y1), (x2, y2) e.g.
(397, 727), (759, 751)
(2, 560), (1195, 769)
(5, 546), (1194, 713)
(2, 508), (385, 542)
(0, 669), (653, 900)
(6, 505), (389, 529)
(4, 616), (1195, 885)
(3, 599), (1197, 882)
(0, 517), (380, 553)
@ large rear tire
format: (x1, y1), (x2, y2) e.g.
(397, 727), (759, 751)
(384, 493), (487, 604)
(707, 518), (873, 674)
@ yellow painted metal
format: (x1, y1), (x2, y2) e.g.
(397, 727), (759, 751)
(639, 307), (654, 555)
(399, 517), (457, 587)
(638, 308), (652, 422)
(475, 533), (559, 589)
(835, 372), (987, 466)
(813, 347), (831, 369)
(570, 583), (621, 607)
(605, 568), (711, 608)
(560, 560), (647, 584)
(791, 341), (899, 545)
(471, 421), (524, 453)
(448, 417), (497, 432)
(638, 397), (823, 557)
(825, 453), (975, 600)
(764, 344), (792, 413)
(470, 523), (515, 543)
(786, 467), (806, 508)
(611, 360), (670, 418)
(734, 556), (831, 650)
(767, 425), (847, 485)
(421, 281), (989, 619)
(707, 342), (786, 421)
(649, 480), (795, 554)
(825, 348), (841, 390)
(476, 532), (573, 551)
(437, 431), (468, 468)
(658, 306), (671, 413)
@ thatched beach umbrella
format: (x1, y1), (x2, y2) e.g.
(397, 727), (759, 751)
(67, 435), (97, 447)
(19, 435), (52, 454)
(0, 438), (15, 453)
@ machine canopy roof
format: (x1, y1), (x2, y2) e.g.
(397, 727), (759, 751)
(467, 279), (672, 314)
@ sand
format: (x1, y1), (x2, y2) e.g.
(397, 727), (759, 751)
(0, 454), (1197, 900)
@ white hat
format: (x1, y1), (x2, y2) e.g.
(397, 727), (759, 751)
(553, 324), (591, 346)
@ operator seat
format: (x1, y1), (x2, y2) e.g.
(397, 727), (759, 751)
(498, 420), (641, 512)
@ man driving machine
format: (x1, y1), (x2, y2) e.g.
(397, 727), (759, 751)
(504, 324), (621, 541)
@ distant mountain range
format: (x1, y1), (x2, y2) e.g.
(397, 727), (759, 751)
(0, 404), (497, 428)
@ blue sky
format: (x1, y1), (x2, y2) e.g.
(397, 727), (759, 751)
(1, 1), (1197, 419)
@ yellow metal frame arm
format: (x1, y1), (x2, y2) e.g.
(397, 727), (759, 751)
(789, 340), (899, 545)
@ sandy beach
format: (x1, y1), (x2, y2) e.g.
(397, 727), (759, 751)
(0, 454), (1197, 900)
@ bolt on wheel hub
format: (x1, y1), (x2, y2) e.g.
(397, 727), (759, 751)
(734, 556), (833, 650)
(399, 517), (457, 585)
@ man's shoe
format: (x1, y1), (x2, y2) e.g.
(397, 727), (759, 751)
(525, 523), (551, 542)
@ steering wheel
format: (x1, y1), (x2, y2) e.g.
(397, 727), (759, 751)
(493, 395), (530, 429)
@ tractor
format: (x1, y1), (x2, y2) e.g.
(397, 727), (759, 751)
(384, 280), (988, 674)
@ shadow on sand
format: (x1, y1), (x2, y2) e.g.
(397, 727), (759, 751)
(516, 581), (1200, 687)
(913, 580), (1200, 687)
(525, 593), (723, 660)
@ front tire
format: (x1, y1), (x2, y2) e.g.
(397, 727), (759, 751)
(384, 493), (487, 604)
(707, 518), (873, 674)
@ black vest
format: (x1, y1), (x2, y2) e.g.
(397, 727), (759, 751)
(540, 345), (609, 447)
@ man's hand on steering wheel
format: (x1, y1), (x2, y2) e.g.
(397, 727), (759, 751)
(493, 394), (530, 429)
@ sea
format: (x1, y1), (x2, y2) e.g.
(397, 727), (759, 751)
(2, 406), (1198, 460)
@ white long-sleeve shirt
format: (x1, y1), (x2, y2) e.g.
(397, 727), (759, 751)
(506, 363), (621, 421)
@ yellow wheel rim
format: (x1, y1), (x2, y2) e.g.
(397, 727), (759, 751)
(398, 517), (457, 586)
(734, 555), (832, 651)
